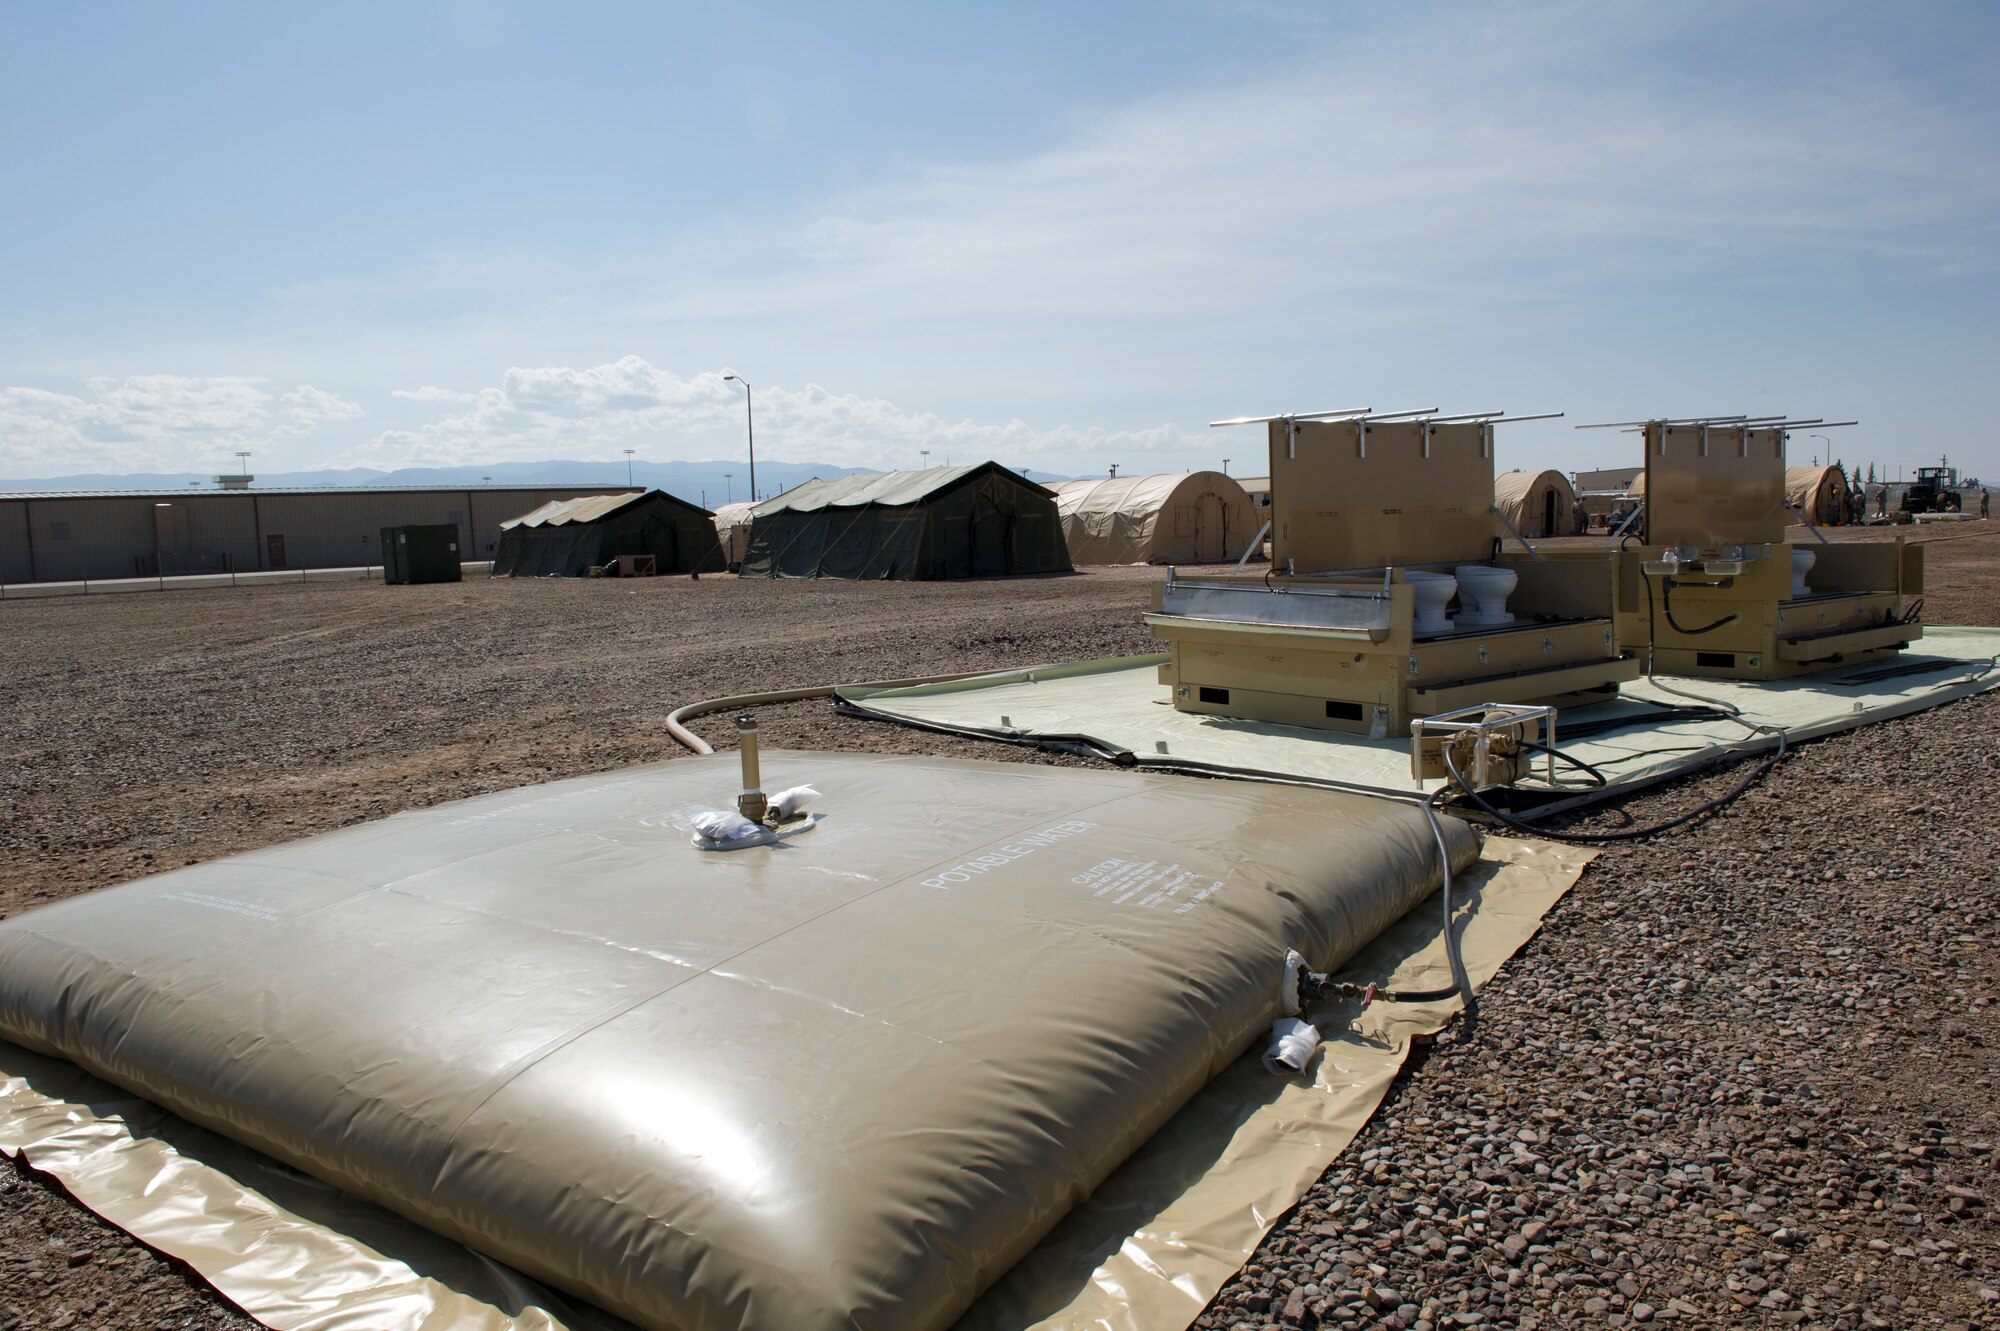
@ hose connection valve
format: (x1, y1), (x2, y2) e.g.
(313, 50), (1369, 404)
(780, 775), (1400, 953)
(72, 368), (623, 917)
(689, 717), (825, 851)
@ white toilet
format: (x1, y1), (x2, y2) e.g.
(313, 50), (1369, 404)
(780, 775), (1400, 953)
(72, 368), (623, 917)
(1406, 570), (1458, 636)
(1790, 546), (1816, 599)
(1453, 563), (1519, 627)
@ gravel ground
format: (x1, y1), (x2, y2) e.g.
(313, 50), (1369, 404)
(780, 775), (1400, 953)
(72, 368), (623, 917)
(2, 524), (1997, 1331)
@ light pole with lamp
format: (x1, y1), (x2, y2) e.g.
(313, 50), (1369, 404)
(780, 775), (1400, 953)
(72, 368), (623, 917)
(724, 473), (733, 504)
(1809, 433), (1830, 466)
(235, 451), (252, 477)
(1222, 457), (1230, 476)
(624, 449), (636, 486)
(723, 374), (756, 502)
(920, 449), (929, 470)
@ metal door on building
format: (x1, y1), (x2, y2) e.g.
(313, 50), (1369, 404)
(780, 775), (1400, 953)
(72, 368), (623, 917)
(266, 534), (287, 568)
(1198, 492), (1226, 562)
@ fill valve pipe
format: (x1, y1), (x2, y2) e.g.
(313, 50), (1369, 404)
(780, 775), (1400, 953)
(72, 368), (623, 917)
(736, 715), (769, 823)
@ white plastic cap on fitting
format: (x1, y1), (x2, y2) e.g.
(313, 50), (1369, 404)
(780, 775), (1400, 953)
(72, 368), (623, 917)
(1262, 1017), (1321, 1077)
(767, 784), (821, 821)
(691, 809), (761, 843)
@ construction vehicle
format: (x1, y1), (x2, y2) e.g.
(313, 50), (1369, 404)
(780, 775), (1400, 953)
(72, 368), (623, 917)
(1902, 462), (1963, 514)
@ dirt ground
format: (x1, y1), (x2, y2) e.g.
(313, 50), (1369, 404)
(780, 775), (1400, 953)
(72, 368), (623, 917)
(3, 522), (1998, 1331)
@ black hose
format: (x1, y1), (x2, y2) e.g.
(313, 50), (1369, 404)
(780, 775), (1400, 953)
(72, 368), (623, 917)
(1659, 573), (1738, 636)
(1520, 739), (1608, 786)
(1441, 728), (1785, 844)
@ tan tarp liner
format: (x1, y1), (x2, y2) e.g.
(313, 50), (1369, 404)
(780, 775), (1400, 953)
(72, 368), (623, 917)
(0, 752), (1479, 1331)
(1049, 472), (1256, 565)
(1785, 465), (1855, 524)
(1493, 469), (1579, 540)
(0, 836), (1588, 1331)
(711, 501), (756, 569)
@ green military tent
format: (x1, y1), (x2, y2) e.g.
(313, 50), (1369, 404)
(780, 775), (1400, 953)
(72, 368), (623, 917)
(491, 490), (725, 577)
(742, 463), (1071, 579)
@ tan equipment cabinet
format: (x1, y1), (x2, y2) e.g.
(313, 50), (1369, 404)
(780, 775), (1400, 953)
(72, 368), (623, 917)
(1148, 414), (1639, 736)
(1593, 421), (1922, 679)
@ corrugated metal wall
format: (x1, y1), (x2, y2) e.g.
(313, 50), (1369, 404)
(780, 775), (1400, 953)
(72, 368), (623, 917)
(0, 489), (629, 584)
(0, 501), (31, 585)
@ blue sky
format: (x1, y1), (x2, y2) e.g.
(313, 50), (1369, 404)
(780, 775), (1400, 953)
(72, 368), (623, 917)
(2, 0), (1996, 482)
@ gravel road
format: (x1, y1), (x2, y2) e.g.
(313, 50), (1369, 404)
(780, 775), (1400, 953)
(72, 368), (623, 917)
(2, 524), (1997, 1330)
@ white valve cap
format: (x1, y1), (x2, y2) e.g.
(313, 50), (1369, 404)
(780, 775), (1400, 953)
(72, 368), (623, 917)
(1262, 1017), (1321, 1077)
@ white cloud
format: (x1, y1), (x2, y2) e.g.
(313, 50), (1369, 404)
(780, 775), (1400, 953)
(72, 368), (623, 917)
(277, 384), (365, 435)
(363, 355), (1193, 469)
(391, 385), (476, 404)
(0, 375), (363, 473)
(761, 34), (1998, 338)
(83, 374), (269, 436)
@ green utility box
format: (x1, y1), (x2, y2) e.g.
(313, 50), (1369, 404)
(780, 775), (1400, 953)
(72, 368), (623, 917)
(381, 524), (463, 585)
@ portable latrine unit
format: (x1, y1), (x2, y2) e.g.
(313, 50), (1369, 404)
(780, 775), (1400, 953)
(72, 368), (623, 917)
(379, 524), (462, 584)
(1050, 471), (1257, 565)
(741, 464), (1070, 579)
(1563, 421), (1922, 680)
(491, 491), (725, 577)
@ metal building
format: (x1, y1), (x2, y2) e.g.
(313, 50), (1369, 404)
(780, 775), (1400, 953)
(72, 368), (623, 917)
(0, 484), (631, 585)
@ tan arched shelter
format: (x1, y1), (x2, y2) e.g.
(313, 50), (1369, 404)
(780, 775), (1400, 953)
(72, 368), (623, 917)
(1050, 471), (1257, 564)
(1785, 465), (1855, 525)
(1494, 469), (1580, 540)
(711, 501), (756, 569)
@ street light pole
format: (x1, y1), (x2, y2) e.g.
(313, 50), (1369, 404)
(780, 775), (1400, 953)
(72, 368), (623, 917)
(724, 472), (733, 504)
(235, 451), (251, 477)
(624, 448), (636, 486)
(1809, 434), (1830, 466)
(920, 449), (930, 470)
(723, 374), (756, 502)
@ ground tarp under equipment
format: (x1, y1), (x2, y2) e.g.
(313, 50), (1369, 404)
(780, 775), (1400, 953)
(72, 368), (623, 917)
(491, 490), (725, 577)
(0, 751), (1485, 1331)
(741, 463), (1070, 579)
(837, 626), (2000, 801)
